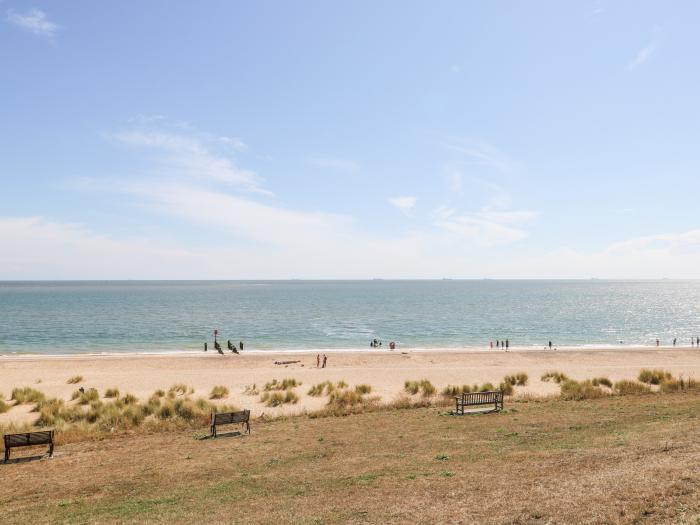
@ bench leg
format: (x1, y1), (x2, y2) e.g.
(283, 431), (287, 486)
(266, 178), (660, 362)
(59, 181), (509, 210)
(246, 421), (251, 434)
(211, 425), (216, 438)
(48, 442), (54, 458)
(4, 448), (9, 463)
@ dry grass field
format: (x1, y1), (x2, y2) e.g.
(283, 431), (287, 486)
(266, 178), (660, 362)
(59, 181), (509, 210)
(2, 392), (700, 525)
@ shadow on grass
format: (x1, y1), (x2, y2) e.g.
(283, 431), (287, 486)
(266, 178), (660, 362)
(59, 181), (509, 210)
(2, 454), (49, 465)
(197, 430), (245, 441)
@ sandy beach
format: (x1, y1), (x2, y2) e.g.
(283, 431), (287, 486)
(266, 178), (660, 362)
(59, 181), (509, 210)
(2, 346), (700, 425)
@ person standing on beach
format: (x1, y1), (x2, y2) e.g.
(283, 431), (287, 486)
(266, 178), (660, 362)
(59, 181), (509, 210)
(490, 341), (493, 349)
(548, 340), (552, 350)
(505, 339), (509, 351)
(322, 354), (327, 368)
(316, 354), (320, 368)
(673, 337), (677, 347)
(204, 342), (207, 352)
(240, 341), (244, 351)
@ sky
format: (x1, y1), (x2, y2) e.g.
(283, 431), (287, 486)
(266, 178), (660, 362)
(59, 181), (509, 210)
(2, 1), (700, 279)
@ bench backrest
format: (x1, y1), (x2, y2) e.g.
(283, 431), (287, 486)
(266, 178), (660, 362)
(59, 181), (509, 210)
(212, 410), (250, 426)
(462, 391), (502, 405)
(4, 430), (54, 448)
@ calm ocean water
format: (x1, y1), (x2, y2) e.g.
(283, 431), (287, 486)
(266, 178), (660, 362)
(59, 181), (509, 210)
(1, 280), (700, 355)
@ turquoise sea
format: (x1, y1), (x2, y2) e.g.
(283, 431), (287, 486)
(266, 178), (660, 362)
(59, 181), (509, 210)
(1, 280), (700, 354)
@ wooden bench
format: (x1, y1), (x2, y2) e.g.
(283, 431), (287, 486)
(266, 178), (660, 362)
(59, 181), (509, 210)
(210, 410), (250, 437)
(4, 430), (54, 462)
(454, 390), (504, 415)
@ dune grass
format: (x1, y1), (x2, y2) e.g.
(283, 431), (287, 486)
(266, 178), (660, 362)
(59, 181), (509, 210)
(243, 384), (260, 396)
(260, 390), (299, 407)
(209, 386), (230, 400)
(264, 378), (301, 391)
(168, 384), (193, 397)
(104, 388), (120, 399)
(0, 397), (10, 414)
(67, 375), (84, 384)
(404, 379), (436, 397)
(638, 369), (673, 385)
(354, 384), (372, 395)
(11, 387), (46, 405)
(541, 371), (569, 383)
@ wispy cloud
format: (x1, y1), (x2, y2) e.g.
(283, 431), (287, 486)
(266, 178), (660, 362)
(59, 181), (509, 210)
(627, 30), (661, 70)
(111, 125), (266, 194)
(218, 136), (248, 152)
(441, 139), (515, 173)
(6, 8), (59, 39)
(308, 156), (359, 172)
(432, 206), (538, 246)
(389, 196), (417, 215)
(628, 42), (655, 70)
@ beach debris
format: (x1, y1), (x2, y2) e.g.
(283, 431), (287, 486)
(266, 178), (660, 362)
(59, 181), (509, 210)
(274, 360), (300, 365)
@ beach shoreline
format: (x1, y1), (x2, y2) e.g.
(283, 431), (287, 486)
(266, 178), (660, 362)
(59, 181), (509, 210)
(2, 346), (700, 426)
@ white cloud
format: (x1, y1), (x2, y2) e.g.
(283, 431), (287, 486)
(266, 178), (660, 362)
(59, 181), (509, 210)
(389, 196), (417, 215)
(111, 129), (266, 193)
(442, 139), (515, 173)
(309, 157), (359, 172)
(6, 9), (58, 38)
(432, 206), (537, 246)
(218, 136), (248, 152)
(628, 41), (655, 70)
(627, 29), (661, 70)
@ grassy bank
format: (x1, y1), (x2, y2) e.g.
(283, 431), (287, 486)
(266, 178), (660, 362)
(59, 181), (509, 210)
(2, 392), (700, 524)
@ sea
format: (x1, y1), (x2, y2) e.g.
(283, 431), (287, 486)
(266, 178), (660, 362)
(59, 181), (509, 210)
(1, 280), (699, 355)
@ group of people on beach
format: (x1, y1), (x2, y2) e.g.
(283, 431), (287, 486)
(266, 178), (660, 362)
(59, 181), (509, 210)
(370, 338), (396, 350)
(490, 339), (510, 350)
(665, 337), (700, 347)
(316, 353), (327, 368)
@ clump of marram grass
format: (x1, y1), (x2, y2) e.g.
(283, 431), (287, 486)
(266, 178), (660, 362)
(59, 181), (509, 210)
(441, 385), (462, 397)
(638, 369), (673, 385)
(264, 378), (301, 391)
(515, 372), (528, 386)
(260, 390), (299, 407)
(209, 385), (229, 399)
(327, 389), (364, 408)
(614, 380), (652, 395)
(355, 384), (372, 395)
(122, 393), (138, 405)
(404, 380), (420, 395)
(153, 389), (165, 398)
(104, 388), (120, 399)
(420, 380), (436, 397)
(541, 371), (569, 384)
(658, 377), (699, 393)
(67, 375), (84, 384)
(308, 381), (334, 397)
(499, 381), (514, 396)
(405, 379), (436, 397)
(11, 387), (46, 405)
(478, 383), (495, 392)
(560, 379), (607, 401)
(0, 397), (10, 414)
(591, 377), (613, 388)
(244, 384), (260, 396)
(168, 384), (192, 398)
(336, 380), (348, 388)
(72, 388), (99, 405)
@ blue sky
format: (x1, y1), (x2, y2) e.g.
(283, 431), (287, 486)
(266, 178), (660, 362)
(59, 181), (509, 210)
(2, 1), (700, 279)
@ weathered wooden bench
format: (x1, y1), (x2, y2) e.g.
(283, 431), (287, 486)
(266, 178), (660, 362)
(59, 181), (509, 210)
(210, 410), (250, 437)
(3, 430), (55, 462)
(454, 390), (504, 415)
